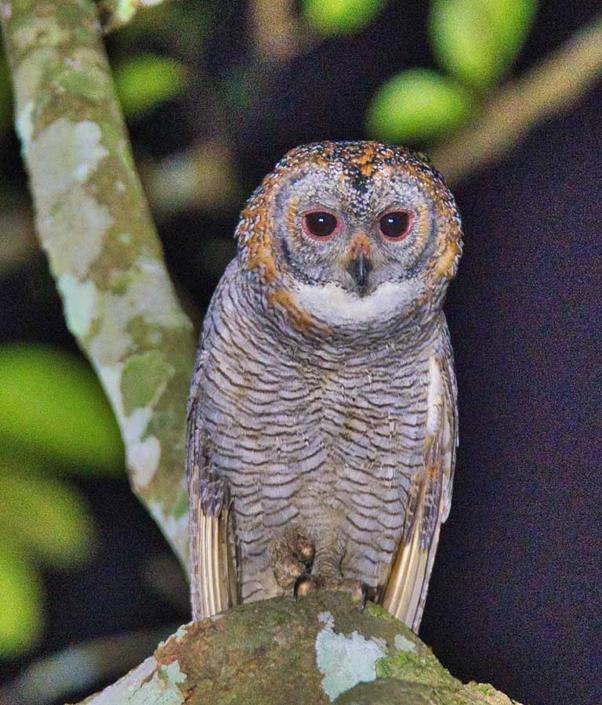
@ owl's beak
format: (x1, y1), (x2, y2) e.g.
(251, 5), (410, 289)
(353, 251), (369, 289)
(348, 234), (371, 291)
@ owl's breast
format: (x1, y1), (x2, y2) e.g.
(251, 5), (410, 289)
(198, 270), (437, 596)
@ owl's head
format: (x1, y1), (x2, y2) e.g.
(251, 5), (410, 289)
(236, 142), (462, 332)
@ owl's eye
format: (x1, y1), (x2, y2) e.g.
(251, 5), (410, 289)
(302, 211), (340, 240)
(378, 211), (413, 241)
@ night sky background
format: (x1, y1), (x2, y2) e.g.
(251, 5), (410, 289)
(0, 1), (600, 704)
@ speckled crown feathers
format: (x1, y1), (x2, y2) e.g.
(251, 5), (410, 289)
(235, 141), (463, 290)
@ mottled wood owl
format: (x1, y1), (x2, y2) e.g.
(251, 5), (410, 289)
(187, 141), (462, 632)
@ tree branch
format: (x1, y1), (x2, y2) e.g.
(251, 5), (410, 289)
(74, 593), (522, 705)
(431, 14), (602, 185)
(0, 0), (196, 565)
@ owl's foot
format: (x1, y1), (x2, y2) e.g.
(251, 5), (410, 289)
(293, 575), (380, 609)
(272, 531), (315, 589)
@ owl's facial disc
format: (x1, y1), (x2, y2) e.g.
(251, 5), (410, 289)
(239, 141), (462, 328)
(268, 162), (440, 300)
(291, 200), (421, 297)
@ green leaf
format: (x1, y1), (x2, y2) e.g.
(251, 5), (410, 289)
(430, 0), (538, 89)
(302, 0), (388, 36)
(114, 54), (190, 119)
(366, 69), (473, 144)
(0, 469), (94, 567)
(0, 542), (43, 657)
(0, 345), (123, 473)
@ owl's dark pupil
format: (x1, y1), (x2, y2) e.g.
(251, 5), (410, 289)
(304, 212), (338, 237)
(379, 211), (411, 239)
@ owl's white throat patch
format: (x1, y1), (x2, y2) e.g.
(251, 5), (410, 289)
(293, 280), (420, 325)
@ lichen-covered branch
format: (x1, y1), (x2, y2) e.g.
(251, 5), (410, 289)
(432, 14), (602, 185)
(0, 0), (196, 564)
(75, 593), (521, 705)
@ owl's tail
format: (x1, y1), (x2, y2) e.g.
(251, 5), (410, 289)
(381, 476), (443, 631)
(189, 469), (237, 621)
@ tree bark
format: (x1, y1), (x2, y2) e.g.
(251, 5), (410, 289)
(75, 593), (521, 705)
(0, 0), (196, 565)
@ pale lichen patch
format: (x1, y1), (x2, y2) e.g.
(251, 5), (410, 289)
(16, 100), (34, 147)
(14, 47), (60, 145)
(158, 660), (187, 688)
(172, 623), (193, 642)
(89, 254), (191, 366)
(41, 186), (112, 277)
(13, 16), (70, 50)
(58, 274), (97, 338)
(394, 633), (416, 653)
(29, 119), (109, 208)
(315, 611), (386, 702)
(121, 660), (186, 705)
(89, 293), (134, 362)
(95, 363), (161, 488)
(124, 255), (192, 330)
(127, 431), (161, 487)
(27, 119), (112, 276)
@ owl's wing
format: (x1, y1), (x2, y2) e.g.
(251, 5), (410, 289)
(382, 353), (458, 631)
(186, 354), (236, 621)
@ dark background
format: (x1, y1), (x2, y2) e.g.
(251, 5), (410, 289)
(1, 1), (600, 704)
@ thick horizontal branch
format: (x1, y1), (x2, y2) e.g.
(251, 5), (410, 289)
(77, 592), (522, 705)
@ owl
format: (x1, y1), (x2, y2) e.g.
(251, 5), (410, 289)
(186, 141), (462, 632)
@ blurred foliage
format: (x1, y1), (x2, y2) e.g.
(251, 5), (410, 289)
(0, 541), (42, 657)
(367, 0), (538, 143)
(430, 0), (538, 90)
(302, 0), (388, 36)
(0, 471), (94, 566)
(367, 69), (473, 143)
(0, 346), (123, 471)
(0, 345), (123, 657)
(114, 54), (190, 119)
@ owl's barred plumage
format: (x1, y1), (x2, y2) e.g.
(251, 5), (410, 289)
(187, 141), (462, 631)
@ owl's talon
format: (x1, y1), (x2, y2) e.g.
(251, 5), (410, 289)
(361, 583), (370, 611)
(360, 583), (381, 611)
(293, 574), (314, 600)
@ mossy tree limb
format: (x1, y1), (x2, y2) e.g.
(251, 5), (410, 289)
(76, 593), (522, 705)
(0, 0), (196, 564)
